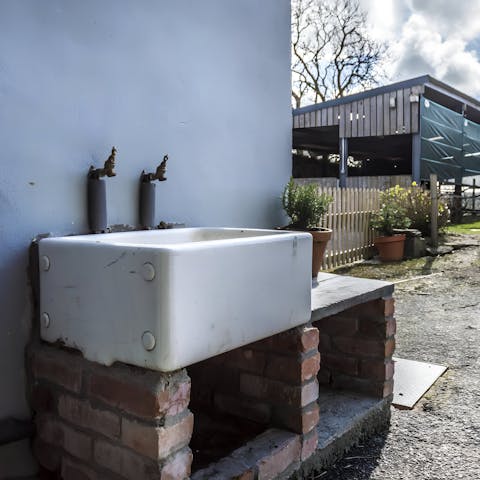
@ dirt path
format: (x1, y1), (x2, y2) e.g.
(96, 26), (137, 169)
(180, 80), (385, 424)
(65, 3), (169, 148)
(318, 234), (480, 480)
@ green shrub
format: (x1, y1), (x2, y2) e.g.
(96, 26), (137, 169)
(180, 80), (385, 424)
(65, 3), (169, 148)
(370, 184), (449, 237)
(282, 178), (333, 229)
(370, 185), (411, 236)
(399, 183), (449, 236)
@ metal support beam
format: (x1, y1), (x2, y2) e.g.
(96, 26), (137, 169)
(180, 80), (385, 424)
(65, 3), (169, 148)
(412, 132), (421, 183)
(339, 137), (348, 188)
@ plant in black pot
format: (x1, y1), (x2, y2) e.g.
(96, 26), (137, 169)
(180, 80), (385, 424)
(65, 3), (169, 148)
(282, 178), (333, 277)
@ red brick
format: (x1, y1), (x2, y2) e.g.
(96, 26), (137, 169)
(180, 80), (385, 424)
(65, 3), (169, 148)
(58, 394), (120, 439)
(233, 471), (255, 480)
(258, 326), (319, 354)
(257, 433), (301, 479)
(214, 392), (271, 423)
(302, 353), (321, 382)
(318, 315), (358, 336)
(383, 379), (394, 397)
(359, 359), (395, 381)
(31, 383), (56, 413)
(240, 374), (318, 407)
(93, 439), (159, 480)
(222, 348), (266, 374)
(322, 353), (358, 376)
(31, 347), (83, 393)
(299, 327), (320, 352)
(275, 402), (320, 434)
(386, 317), (396, 337)
(332, 375), (391, 398)
(301, 430), (318, 461)
(33, 438), (61, 472)
(301, 380), (319, 406)
(333, 337), (391, 358)
(383, 297), (395, 316)
(160, 448), (193, 480)
(37, 415), (91, 461)
(87, 369), (190, 419)
(264, 352), (320, 384)
(61, 458), (99, 480)
(385, 338), (395, 357)
(358, 317), (387, 338)
(121, 412), (193, 460)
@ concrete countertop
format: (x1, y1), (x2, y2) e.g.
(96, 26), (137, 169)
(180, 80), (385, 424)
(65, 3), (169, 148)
(311, 273), (394, 322)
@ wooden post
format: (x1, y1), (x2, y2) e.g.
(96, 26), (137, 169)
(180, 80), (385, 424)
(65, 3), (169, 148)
(339, 137), (348, 188)
(430, 173), (438, 249)
(411, 132), (421, 184)
(472, 179), (476, 213)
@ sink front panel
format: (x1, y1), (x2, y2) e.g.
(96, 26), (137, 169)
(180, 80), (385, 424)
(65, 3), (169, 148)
(39, 228), (312, 371)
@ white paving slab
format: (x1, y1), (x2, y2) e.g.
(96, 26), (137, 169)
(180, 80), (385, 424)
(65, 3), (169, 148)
(393, 357), (448, 409)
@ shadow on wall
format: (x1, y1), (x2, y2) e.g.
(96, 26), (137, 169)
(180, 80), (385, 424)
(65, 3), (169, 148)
(0, 247), (32, 419)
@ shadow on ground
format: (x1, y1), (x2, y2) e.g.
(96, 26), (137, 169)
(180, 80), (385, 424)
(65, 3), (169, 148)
(318, 430), (389, 479)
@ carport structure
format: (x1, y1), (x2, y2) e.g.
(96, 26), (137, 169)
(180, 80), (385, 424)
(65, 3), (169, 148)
(293, 75), (480, 187)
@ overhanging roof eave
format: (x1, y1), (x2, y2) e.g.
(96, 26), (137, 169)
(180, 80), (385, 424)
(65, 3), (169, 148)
(293, 74), (480, 117)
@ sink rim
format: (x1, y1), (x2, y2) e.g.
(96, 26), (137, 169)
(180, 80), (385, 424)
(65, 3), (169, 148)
(40, 227), (307, 250)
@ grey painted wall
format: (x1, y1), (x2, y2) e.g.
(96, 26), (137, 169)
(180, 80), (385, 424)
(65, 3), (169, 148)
(0, 0), (291, 473)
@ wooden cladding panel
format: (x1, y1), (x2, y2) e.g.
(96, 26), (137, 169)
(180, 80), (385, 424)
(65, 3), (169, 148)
(403, 89), (411, 133)
(376, 95), (383, 136)
(327, 106), (334, 126)
(339, 104), (346, 137)
(358, 100), (364, 137)
(351, 101), (358, 137)
(396, 89), (404, 134)
(345, 103), (352, 137)
(293, 84), (423, 137)
(364, 98), (371, 137)
(321, 108), (328, 127)
(383, 93), (390, 135)
(333, 106), (340, 125)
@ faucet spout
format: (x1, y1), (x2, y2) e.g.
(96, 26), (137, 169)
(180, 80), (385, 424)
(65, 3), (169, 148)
(141, 154), (168, 183)
(88, 147), (117, 179)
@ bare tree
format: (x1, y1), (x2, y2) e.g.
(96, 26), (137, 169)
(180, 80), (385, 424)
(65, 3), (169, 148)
(292, 0), (386, 108)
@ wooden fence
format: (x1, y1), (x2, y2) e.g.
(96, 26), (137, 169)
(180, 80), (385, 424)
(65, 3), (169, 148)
(317, 186), (381, 269)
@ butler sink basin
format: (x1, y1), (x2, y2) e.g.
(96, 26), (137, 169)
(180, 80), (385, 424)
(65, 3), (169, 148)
(39, 228), (312, 371)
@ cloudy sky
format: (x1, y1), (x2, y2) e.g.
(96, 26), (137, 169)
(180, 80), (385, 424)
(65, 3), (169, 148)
(360, 0), (480, 97)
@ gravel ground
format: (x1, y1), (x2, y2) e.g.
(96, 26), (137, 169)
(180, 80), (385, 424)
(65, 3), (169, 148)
(317, 234), (480, 480)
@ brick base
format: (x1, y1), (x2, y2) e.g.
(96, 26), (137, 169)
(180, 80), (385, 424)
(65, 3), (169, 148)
(314, 296), (396, 398)
(28, 295), (395, 479)
(29, 344), (193, 480)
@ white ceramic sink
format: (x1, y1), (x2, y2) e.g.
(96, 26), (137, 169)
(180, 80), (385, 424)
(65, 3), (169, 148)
(39, 228), (312, 371)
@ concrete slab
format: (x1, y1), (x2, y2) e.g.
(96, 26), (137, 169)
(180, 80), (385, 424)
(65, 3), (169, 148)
(317, 389), (382, 449)
(311, 273), (394, 321)
(392, 357), (448, 409)
(291, 389), (391, 479)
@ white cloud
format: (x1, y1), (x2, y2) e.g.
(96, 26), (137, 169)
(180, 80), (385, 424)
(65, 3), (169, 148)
(361, 0), (480, 96)
(391, 13), (480, 96)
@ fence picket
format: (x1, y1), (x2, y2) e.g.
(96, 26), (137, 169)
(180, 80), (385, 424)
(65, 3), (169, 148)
(308, 184), (382, 270)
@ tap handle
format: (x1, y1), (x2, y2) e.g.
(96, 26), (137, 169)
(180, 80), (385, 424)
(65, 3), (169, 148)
(141, 154), (169, 182)
(88, 147), (117, 179)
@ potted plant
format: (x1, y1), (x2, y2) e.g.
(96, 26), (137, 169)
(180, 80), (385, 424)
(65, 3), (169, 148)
(282, 178), (333, 277)
(370, 186), (411, 261)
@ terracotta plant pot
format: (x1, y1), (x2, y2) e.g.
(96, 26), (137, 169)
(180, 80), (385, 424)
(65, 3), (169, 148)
(374, 234), (406, 261)
(282, 226), (332, 277)
(310, 228), (332, 277)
